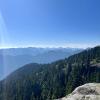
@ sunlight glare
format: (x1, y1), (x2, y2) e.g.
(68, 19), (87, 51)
(0, 11), (9, 79)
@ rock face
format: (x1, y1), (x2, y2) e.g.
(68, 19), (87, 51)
(56, 83), (100, 100)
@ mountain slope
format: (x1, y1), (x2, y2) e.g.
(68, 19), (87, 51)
(0, 46), (100, 100)
(0, 47), (82, 80)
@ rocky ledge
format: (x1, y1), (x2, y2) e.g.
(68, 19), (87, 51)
(56, 83), (100, 100)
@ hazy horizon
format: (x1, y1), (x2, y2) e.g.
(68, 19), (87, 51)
(0, 44), (99, 49)
(0, 0), (100, 48)
(0, 1), (100, 99)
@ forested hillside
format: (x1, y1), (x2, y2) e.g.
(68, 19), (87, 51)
(0, 46), (100, 100)
(0, 47), (81, 80)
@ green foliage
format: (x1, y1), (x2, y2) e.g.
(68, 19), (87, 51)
(0, 46), (100, 100)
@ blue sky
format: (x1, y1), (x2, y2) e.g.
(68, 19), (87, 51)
(0, 0), (100, 48)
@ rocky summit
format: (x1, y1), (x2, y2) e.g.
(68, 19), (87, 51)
(56, 83), (100, 100)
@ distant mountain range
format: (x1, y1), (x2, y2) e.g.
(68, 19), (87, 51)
(0, 47), (82, 79)
(0, 46), (99, 100)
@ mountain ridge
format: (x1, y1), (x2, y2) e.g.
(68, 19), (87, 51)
(0, 47), (82, 80)
(0, 46), (100, 100)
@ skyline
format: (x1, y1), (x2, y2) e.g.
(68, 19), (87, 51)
(0, 0), (100, 48)
(0, 43), (99, 49)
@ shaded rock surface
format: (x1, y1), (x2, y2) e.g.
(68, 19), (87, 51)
(56, 83), (100, 100)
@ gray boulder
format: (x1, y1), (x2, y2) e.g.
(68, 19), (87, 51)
(56, 83), (100, 100)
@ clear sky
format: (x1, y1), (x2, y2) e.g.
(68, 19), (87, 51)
(0, 0), (100, 48)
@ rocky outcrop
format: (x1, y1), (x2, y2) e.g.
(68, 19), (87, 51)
(56, 83), (100, 100)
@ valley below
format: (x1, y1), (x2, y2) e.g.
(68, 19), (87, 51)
(0, 46), (100, 100)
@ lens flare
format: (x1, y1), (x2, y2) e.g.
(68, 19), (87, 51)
(0, 12), (9, 79)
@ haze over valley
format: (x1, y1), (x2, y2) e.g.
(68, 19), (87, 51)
(0, 0), (100, 100)
(0, 47), (82, 80)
